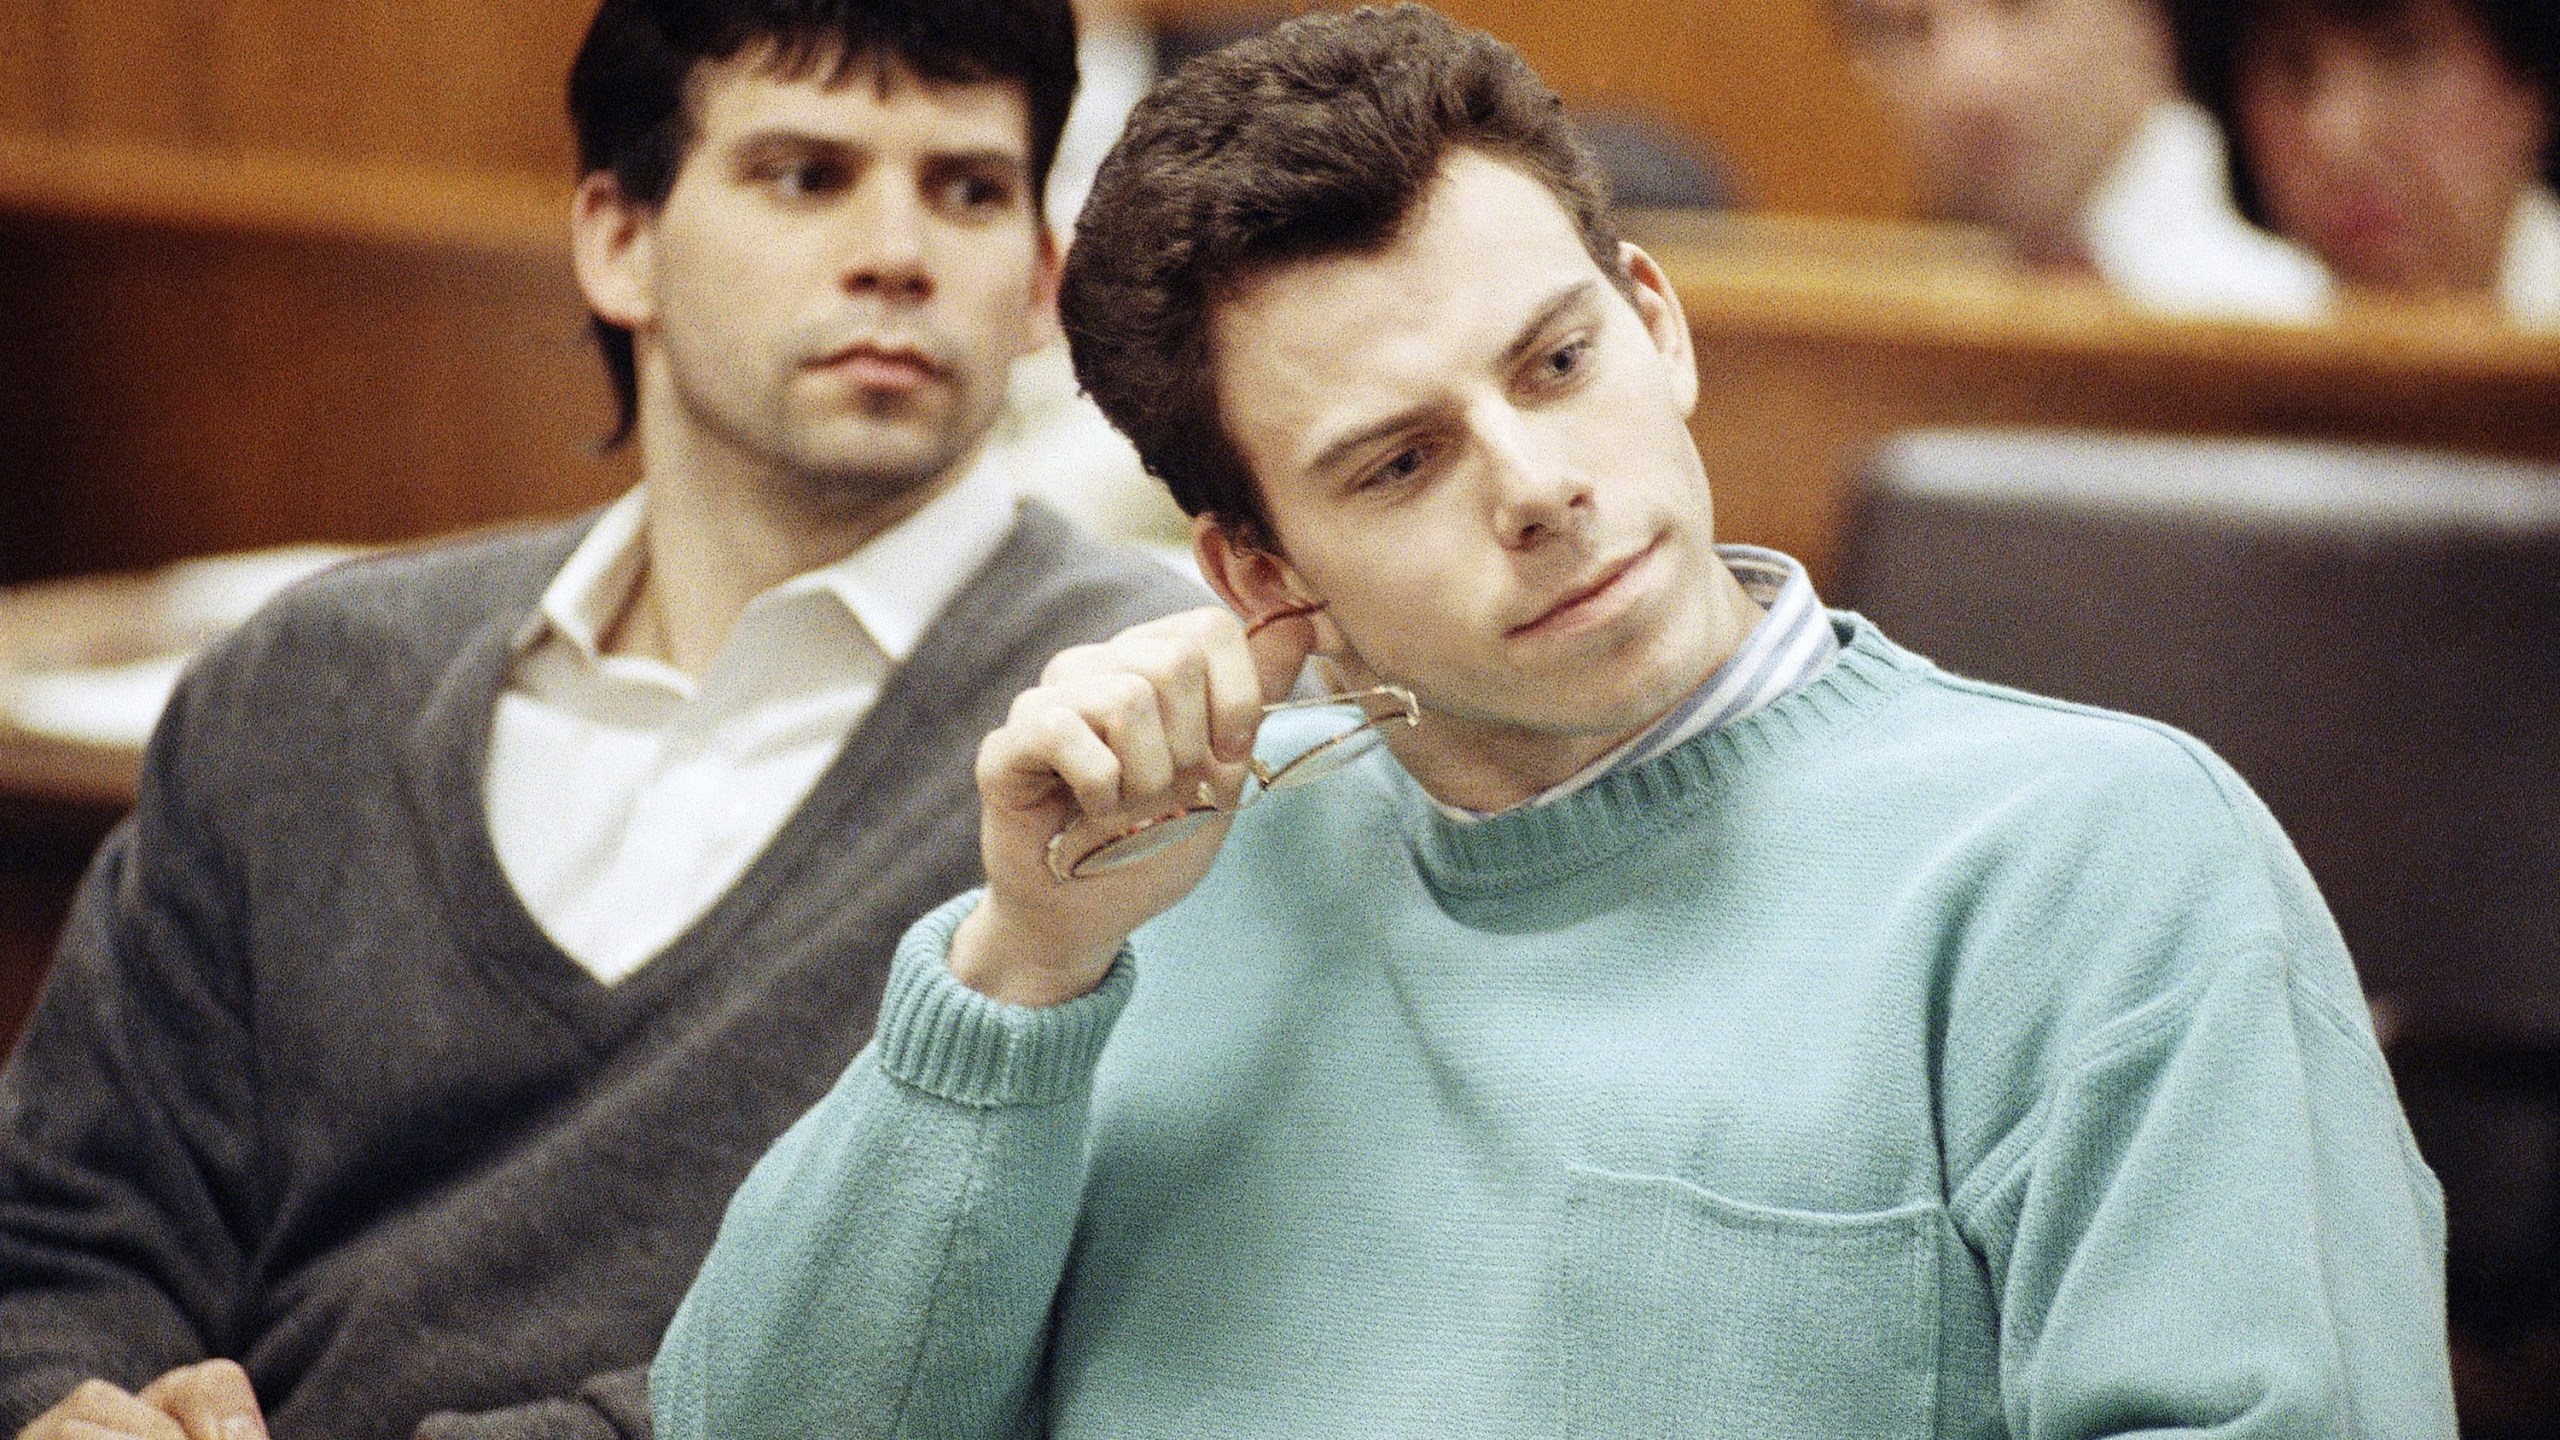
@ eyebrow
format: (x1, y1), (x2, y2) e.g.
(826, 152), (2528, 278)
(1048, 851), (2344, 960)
(727, 130), (1029, 177)
(1301, 277), (1602, 481)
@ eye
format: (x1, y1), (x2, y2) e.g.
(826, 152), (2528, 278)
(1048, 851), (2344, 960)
(2371, 18), (2429, 68)
(1853, 2), (1929, 48)
(1359, 445), (1432, 492)
(1533, 337), (1593, 390)
(934, 170), (1018, 218)
(2253, 34), (2321, 91)
(761, 157), (847, 201)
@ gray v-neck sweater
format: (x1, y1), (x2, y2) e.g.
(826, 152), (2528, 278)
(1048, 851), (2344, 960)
(0, 501), (1203, 1440)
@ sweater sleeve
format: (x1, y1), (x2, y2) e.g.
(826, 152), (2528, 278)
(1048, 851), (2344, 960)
(651, 893), (1132, 1440)
(1942, 756), (2455, 1437)
(0, 685), (261, 1432)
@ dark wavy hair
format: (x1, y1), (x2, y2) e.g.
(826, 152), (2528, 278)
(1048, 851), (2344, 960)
(1057, 3), (1625, 540)
(2169, 0), (2559, 227)
(568, 0), (1079, 447)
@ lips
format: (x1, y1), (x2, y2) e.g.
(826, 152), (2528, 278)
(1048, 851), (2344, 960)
(1507, 539), (1659, 639)
(810, 340), (949, 391)
(2302, 186), (2408, 275)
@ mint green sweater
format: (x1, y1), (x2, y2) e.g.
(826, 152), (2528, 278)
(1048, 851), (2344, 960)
(654, 617), (2453, 1438)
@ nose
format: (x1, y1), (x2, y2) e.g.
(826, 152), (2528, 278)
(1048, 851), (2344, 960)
(2299, 57), (2382, 166)
(1479, 404), (1593, 550)
(1932, 10), (2014, 123)
(840, 175), (934, 304)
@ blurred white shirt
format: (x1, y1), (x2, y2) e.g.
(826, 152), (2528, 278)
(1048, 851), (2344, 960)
(483, 463), (1017, 984)
(2080, 99), (2334, 323)
(1046, 10), (1157, 227)
(2504, 184), (2559, 332)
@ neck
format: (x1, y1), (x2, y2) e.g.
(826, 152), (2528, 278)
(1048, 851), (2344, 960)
(2439, 194), (2525, 296)
(608, 438), (979, 676)
(1382, 559), (1766, 813)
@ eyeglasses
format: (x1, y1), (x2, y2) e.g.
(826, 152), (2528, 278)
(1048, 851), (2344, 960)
(1043, 681), (1420, 881)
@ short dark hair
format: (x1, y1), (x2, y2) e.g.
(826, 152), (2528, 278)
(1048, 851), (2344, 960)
(2170, 0), (2559, 228)
(568, 0), (1080, 447)
(1058, 3), (1626, 540)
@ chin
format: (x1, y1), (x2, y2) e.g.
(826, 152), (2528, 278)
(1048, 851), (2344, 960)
(1521, 651), (1708, 738)
(794, 448), (961, 507)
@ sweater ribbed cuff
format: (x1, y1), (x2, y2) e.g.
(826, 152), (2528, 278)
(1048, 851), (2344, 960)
(873, 891), (1135, 1109)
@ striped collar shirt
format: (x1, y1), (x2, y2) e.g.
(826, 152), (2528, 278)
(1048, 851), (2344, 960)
(1436, 544), (1839, 822)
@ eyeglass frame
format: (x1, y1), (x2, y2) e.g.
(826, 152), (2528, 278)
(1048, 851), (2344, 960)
(1042, 680), (1419, 882)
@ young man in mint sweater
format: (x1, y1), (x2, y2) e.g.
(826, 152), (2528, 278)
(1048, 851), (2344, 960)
(653, 6), (2454, 1435)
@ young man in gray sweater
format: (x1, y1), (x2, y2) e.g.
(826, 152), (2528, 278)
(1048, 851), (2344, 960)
(0, 3), (1198, 1439)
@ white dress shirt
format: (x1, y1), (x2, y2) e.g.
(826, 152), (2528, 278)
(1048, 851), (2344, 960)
(2080, 99), (2334, 323)
(484, 462), (1019, 984)
(2503, 184), (2560, 332)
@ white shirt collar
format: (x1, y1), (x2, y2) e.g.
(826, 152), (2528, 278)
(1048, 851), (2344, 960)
(517, 487), (648, 661)
(514, 457), (1020, 670)
(2077, 99), (2332, 322)
(2503, 184), (2560, 331)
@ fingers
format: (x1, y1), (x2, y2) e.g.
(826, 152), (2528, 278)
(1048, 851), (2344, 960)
(986, 608), (1265, 822)
(1040, 653), (1189, 799)
(20, 1380), (187, 1440)
(1241, 600), (1321, 704)
(1199, 621), (1266, 761)
(55, 1422), (168, 1440)
(981, 686), (1153, 822)
(136, 1363), (264, 1440)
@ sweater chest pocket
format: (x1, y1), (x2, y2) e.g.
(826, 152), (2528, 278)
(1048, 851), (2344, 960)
(1544, 1163), (1942, 1439)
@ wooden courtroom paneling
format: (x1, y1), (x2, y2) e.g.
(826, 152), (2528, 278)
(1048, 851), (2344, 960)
(0, 131), (575, 254)
(1145, 0), (1916, 218)
(3, 0), (597, 177)
(3, 0), (1915, 218)
(0, 0), (52, 135)
(0, 209), (630, 581)
(44, 1), (210, 148)
(1646, 215), (2560, 588)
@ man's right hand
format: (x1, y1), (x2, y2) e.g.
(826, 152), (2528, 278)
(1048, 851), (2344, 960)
(949, 605), (1314, 1007)
(18, 1362), (268, 1440)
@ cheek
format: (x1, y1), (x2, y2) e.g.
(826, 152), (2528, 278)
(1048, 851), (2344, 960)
(658, 238), (792, 357)
(2236, 93), (2328, 215)
(1290, 520), (1481, 663)
(2410, 68), (2550, 201)
(1868, 61), (1966, 148)
(949, 234), (1046, 332)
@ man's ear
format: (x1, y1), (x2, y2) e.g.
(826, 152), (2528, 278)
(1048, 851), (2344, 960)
(1192, 514), (1347, 653)
(1620, 241), (1699, 419)
(1193, 512), (1298, 620)
(571, 172), (658, 333)
(1021, 225), (1064, 356)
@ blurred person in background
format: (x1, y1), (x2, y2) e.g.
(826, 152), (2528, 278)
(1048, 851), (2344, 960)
(2173, 0), (2559, 328)
(983, 0), (1196, 558)
(0, 1), (1198, 1439)
(1835, 0), (2334, 318)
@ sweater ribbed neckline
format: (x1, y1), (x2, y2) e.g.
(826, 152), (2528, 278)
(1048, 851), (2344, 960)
(1389, 614), (1925, 897)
